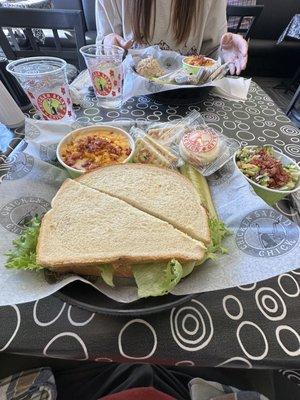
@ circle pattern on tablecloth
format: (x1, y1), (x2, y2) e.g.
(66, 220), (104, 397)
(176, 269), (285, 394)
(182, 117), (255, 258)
(1, 81), (300, 377)
(170, 299), (213, 352)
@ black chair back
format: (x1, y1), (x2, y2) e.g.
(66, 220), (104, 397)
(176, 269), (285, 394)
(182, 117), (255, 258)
(227, 5), (264, 40)
(0, 8), (86, 70)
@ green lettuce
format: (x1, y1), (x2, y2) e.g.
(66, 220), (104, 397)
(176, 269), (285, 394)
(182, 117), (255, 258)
(133, 259), (183, 298)
(98, 265), (114, 287)
(5, 215), (43, 271)
(206, 218), (230, 260)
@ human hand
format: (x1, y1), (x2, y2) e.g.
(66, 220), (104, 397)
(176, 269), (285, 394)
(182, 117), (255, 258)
(103, 33), (133, 50)
(220, 33), (248, 75)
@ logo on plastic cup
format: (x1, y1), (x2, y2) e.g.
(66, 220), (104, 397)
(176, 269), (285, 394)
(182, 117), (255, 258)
(235, 209), (299, 257)
(37, 92), (67, 120)
(92, 71), (112, 96)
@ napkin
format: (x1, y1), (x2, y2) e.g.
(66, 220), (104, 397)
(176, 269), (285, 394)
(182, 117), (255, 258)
(0, 119), (298, 305)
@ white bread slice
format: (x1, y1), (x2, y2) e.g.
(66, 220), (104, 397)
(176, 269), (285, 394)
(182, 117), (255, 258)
(36, 179), (206, 272)
(77, 164), (210, 244)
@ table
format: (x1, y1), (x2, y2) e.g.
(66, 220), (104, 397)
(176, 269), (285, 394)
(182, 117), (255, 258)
(0, 82), (299, 386)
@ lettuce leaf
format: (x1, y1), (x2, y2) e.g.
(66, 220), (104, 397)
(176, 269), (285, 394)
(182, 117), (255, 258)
(98, 265), (114, 287)
(133, 259), (183, 298)
(5, 215), (43, 271)
(206, 218), (230, 260)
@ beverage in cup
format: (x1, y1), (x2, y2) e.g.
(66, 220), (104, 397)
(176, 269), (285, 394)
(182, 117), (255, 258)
(80, 44), (125, 109)
(6, 57), (75, 121)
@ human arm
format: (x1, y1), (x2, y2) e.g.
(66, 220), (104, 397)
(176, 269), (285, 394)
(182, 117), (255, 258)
(95, 0), (133, 49)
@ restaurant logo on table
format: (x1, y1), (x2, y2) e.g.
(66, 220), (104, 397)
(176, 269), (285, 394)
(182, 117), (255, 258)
(0, 197), (50, 235)
(236, 209), (299, 257)
(4, 153), (34, 180)
(37, 92), (67, 120)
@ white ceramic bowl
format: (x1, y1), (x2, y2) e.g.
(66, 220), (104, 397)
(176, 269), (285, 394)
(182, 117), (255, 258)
(234, 146), (300, 205)
(57, 125), (135, 177)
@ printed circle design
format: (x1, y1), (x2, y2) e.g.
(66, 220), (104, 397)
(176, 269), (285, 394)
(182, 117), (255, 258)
(280, 125), (299, 136)
(223, 121), (236, 130)
(263, 129), (279, 139)
(33, 299), (66, 327)
(221, 106), (232, 112)
(4, 153), (34, 180)
(275, 115), (291, 123)
(0, 305), (20, 351)
(274, 140), (285, 146)
(92, 116), (103, 122)
(0, 197), (50, 235)
(217, 111), (227, 117)
(150, 105), (158, 110)
(254, 116), (265, 121)
(188, 105), (200, 112)
(107, 111), (120, 119)
(170, 299), (213, 352)
(76, 116), (90, 124)
(245, 107), (260, 116)
(201, 113), (220, 122)
(136, 103), (148, 109)
(276, 326), (300, 357)
(238, 283), (257, 291)
(265, 121), (276, 128)
(175, 360), (195, 366)
(232, 111), (250, 120)
(120, 109), (129, 114)
(118, 319), (157, 360)
(206, 123), (223, 133)
(43, 332), (89, 360)
(280, 370), (300, 385)
(83, 108), (99, 116)
(217, 357), (252, 368)
(255, 287), (287, 321)
(258, 137), (266, 142)
(222, 295), (243, 320)
(253, 121), (265, 128)
(237, 321), (268, 360)
(278, 274), (300, 298)
(237, 123), (250, 131)
(291, 137), (300, 143)
(167, 115), (182, 121)
(67, 306), (95, 326)
(236, 131), (255, 141)
(236, 209), (299, 258)
(262, 109), (276, 116)
(284, 144), (300, 158)
(233, 103), (243, 109)
(131, 109), (145, 117)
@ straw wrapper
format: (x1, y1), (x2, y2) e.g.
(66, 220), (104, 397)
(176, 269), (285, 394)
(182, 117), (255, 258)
(0, 119), (298, 305)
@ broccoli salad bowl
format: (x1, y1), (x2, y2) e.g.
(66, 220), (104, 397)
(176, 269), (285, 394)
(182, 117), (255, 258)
(234, 146), (300, 205)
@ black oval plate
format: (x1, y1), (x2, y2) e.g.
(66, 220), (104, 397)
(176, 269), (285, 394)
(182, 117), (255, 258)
(55, 281), (193, 316)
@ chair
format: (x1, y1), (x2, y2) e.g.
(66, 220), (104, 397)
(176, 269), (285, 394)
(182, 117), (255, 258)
(0, 7), (87, 70)
(227, 5), (264, 40)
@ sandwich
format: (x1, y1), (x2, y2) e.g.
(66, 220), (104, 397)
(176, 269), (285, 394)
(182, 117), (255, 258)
(6, 164), (228, 298)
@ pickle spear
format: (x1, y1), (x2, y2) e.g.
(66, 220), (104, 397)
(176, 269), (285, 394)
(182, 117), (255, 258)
(180, 163), (230, 257)
(180, 163), (217, 219)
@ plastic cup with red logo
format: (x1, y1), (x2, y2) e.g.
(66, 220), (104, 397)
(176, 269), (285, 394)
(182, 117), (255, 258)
(80, 44), (125, 109)
(6, 57), (75, 121)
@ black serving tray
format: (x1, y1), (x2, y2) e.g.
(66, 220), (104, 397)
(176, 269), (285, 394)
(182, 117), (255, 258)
(55, 281), (193, 316)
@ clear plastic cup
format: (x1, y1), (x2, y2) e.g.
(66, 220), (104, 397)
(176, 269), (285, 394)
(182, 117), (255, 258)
(80, 44), (125, 109)
(6, 57), (75, 121)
